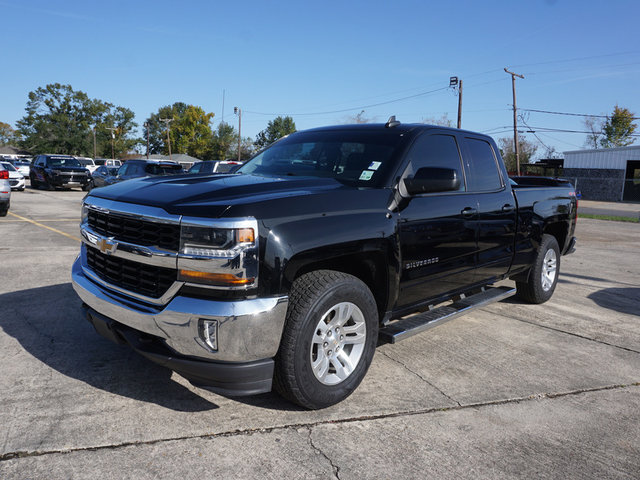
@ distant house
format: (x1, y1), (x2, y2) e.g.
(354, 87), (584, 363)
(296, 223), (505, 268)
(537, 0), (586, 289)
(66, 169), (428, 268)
(563, 145), (640, 202)
(0, 145), (32, 159)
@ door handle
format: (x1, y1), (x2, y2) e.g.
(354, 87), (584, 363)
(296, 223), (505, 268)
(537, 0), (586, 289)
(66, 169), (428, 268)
(461, 207), (477, 217)
(502, 204), (515, 212)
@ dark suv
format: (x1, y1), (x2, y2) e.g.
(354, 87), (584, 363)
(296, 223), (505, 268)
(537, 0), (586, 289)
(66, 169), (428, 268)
(30, 155), (90, 190)
(113, 159), (183, 184)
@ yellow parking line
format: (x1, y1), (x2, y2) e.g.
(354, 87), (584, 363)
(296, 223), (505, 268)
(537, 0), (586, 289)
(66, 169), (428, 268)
(8, 212), (81, 242)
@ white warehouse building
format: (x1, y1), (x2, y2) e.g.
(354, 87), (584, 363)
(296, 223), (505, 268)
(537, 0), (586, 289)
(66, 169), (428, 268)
(562, 145), (640, 202)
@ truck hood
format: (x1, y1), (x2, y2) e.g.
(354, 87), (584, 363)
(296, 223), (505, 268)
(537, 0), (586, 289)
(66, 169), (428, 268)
(87, 173), (351, 217)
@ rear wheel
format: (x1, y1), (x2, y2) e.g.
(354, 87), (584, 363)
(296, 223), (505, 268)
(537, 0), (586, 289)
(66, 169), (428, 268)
(516, 234), (560, 304)
(0, 202), (9, 216)
(274, 270), (378, 409)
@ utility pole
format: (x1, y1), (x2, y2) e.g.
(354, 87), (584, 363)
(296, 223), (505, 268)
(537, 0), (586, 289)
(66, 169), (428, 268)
(160, 118), (173, 160)
(449, 77), (462, 128)
(504, 68), (525, 175)
(234, 107), (242, 162)
(105, 127), (117, 160)
(92, 126), (97, 159)
(457, 79), (463, 129)
(143, 122), (150, 159)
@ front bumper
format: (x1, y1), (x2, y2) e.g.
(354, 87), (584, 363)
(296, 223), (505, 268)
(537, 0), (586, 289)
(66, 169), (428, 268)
(71, 255), (289, 394)
(49, 174), (89, 187)
(84, 307), (276, 395)
(9, 177), (25, 190)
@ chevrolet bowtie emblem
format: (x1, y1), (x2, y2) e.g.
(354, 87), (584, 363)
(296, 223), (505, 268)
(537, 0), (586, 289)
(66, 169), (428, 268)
(96, 237), (118, 255)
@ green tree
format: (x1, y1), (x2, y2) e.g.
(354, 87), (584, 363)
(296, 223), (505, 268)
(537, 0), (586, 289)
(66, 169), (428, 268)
(16, 83), (137, 157)
(209, 122), (237, 160)
(0, 122), (18, 146)
(600, 105), (637, 148)
(144, 103), (214, 158)
(254, 115), (296, 149)
(498, 136), (538, 172)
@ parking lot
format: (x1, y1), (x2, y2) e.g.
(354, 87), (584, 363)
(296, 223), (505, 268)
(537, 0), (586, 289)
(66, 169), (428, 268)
(1, 185), (639, 479)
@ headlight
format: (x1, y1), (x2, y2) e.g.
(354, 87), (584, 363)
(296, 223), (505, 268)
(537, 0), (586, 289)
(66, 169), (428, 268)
(81, 203), (89, 224)
(177, 218), (258, 289)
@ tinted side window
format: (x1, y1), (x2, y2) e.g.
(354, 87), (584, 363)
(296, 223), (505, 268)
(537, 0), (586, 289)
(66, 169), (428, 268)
(463, 138), (502, 191)
(405, 134), (464, 191)
(117, 164), (129, 176)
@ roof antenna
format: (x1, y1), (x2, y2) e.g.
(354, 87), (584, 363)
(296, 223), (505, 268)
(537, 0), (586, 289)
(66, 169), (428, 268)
(385, 115), (400, 128)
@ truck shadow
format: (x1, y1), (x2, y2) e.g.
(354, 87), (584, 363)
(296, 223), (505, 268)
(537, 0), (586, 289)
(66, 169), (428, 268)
(587, 288), (640, 316)
(0, 283), (222, 412)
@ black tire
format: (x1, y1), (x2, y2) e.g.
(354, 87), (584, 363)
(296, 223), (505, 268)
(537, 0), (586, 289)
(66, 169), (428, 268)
(83, 180), (93, 192)
(30, 175), (39, 189)
(0, 203), (9, 217)
(274, 270), (378, 409)
(516, 234), (560, 304)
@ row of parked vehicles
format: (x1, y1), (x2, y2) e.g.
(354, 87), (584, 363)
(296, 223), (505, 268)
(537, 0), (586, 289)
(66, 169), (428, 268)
(0, 155), (243, 193)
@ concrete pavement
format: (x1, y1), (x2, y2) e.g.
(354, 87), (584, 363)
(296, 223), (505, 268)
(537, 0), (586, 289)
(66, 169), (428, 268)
(0, 185), (638, 479)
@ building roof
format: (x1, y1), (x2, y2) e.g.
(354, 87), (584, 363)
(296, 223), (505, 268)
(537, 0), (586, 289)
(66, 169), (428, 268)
(148, 153), (202, 163)
(563, 144), (640, 170)
(0, 145), (32, 155)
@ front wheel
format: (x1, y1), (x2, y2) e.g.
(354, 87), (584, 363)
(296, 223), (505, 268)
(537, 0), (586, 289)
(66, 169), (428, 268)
(274, 270), (378, 409)
(516, 234), (560, 304)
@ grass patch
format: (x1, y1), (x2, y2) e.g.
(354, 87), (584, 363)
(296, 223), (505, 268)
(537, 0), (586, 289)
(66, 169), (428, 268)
(579, 213), (639, 223)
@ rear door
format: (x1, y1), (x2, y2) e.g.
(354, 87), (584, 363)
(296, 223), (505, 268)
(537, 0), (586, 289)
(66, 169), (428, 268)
(461, 136), (516, 282)
(396, 131), (479, 309)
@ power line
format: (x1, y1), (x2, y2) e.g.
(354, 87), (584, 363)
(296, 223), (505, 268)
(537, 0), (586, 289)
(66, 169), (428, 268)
(519, 108), (640, 120)
(243, 86), (450, 117)
(508, 50), (640, 69)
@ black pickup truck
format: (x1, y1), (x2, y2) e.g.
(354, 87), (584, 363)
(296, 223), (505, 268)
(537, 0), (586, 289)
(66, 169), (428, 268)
(72, 119), (577, 409)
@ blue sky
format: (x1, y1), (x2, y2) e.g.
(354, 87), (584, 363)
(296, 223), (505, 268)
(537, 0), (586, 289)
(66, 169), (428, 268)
(2, 0), (640, 156)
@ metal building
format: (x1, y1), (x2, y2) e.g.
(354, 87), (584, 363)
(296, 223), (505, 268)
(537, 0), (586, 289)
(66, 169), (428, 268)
(563, 145), (640, 202)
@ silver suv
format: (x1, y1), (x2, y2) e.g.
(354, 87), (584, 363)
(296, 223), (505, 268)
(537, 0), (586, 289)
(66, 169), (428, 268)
(0, 163), (11, 216)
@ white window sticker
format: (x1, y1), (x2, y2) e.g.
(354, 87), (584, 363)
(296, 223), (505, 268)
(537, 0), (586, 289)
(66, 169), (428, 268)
(359, 170), (374, 181)
(368, 161), (382, 171)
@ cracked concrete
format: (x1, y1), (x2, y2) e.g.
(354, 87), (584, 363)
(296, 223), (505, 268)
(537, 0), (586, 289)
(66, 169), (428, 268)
(1, 189), (639, 478)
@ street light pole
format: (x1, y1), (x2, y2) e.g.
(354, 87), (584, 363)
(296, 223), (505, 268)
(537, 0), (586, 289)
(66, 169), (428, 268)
(92, 126), (97, 159)
(144, 122), (150, 159)
(234, 107), (242, 162)
(160, 118), (173, 160)
(105, 127), (117, 160)
(504, 68), (525, 175)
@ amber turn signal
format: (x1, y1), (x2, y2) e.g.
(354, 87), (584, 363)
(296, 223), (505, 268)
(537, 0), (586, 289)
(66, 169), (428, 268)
(236, 228), (255, 244)
(178, 269), (254, 286)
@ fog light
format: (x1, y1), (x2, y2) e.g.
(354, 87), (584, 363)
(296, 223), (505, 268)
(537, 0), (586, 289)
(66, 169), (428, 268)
(200, 319), (218, 351)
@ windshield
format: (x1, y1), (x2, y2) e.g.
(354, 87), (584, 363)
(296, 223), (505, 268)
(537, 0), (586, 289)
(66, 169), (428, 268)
(1, 162), (17, 172)
(77, 159), (93, 166)
(106, 167), (119, 176)
(145, 164), (183, 175)
(49, 157), (81, 168)
(215, 162), (240, 173)
(237, 129), (406, 187)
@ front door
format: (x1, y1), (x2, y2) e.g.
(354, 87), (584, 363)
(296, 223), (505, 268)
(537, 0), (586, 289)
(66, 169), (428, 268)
(396, 132), (478, 310)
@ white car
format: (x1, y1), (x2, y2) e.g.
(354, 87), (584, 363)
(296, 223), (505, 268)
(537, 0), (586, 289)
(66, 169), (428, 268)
(0, 161), (25, 191)
(76, 157), (100, 174)
(11, 160), (30, 178)
(0, 164), (10, 216)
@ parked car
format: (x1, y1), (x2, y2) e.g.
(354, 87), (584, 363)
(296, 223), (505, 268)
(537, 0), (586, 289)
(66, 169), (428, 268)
(87, 165), (119, 190)
(94, 158), (122, 168)
(76, 157), (99, 175)
(0, 164), (10, 216)
(73, 119), (577, 409)
(112, 159), (183, 184)
(30, 154), (90, 190)
(187, 160), (243, 174)
(0, 161), (25, 191)
(6, 159), (31, 178)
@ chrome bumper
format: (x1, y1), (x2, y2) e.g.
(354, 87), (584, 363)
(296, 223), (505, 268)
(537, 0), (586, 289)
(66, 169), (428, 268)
(71, 255), (288, 362)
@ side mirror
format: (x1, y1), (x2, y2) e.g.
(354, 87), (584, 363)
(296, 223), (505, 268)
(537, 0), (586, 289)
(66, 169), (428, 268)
(403, 167), (461, 195)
